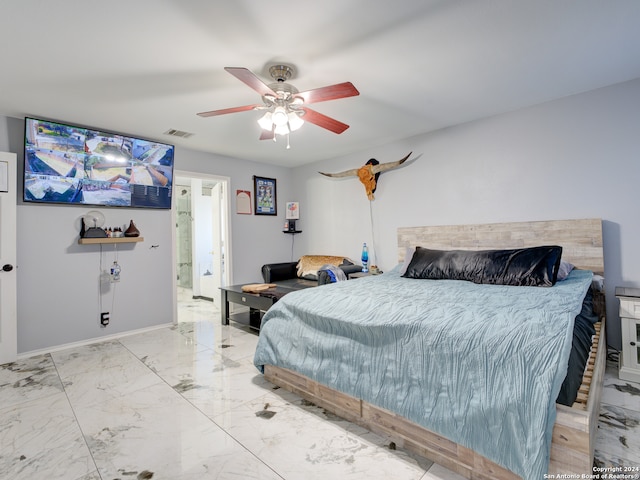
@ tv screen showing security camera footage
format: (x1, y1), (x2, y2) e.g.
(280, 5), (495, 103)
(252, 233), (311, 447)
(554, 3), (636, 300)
(24, 117), (174, 209)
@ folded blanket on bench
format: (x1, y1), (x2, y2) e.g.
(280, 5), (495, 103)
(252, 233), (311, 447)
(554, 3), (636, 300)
(319, 264), (348, 283)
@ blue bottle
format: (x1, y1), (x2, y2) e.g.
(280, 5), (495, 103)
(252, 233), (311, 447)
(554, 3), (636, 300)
(361, 243), (369, 273)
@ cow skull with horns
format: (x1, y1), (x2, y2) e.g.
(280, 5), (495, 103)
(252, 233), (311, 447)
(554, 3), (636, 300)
(319, 152), (412, 200)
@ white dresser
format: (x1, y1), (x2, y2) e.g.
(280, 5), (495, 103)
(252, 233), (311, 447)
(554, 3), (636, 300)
(616, 286), (640, 383)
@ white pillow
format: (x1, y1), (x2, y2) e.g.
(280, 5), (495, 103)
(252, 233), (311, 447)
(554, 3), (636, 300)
(398, 246), (416, 275)
(556, 260), (575, 281)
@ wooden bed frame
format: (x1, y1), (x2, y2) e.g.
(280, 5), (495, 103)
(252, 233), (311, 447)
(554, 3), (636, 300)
(264, 218), (606, 479)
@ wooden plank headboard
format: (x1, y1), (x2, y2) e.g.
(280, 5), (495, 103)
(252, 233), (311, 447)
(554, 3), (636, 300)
(397, 218), (604, 276)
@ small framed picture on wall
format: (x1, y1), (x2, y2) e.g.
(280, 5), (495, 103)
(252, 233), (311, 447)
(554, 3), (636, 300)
(253, 176), (277, 215)
(236, 190), (252, 214)
(285, 202), (299, 220)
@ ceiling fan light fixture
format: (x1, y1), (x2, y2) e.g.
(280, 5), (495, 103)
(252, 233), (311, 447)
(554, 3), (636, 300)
(274, 123), (290, 136)
(257, 111), (273, 130)
(288, 111), (304, 131)
(258, 106), (302, 137)
(272, 106), (289, 126)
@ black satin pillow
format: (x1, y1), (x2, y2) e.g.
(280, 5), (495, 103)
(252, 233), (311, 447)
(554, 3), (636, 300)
(402, 245), (563, 287)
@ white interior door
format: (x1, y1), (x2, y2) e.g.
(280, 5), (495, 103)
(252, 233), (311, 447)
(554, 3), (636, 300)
(0, 151), (17, 365)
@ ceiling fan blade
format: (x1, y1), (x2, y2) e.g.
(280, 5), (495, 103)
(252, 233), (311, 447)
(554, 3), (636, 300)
(300, 107), (350, 134)
(259, 129), (275, 141)
(225, 67), (276, 97)
(296, 82), (359, 104)
(197, 104), (258, 117)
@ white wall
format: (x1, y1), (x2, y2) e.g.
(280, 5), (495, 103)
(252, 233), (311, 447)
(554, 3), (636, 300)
(2, 78), (637, 352)
(291, 78), (640, 350)
(0, 115), (293, 354)
(16, 205), (173, 352)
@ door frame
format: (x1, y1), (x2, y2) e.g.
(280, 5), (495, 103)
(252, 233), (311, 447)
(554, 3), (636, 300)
(171, 170), (231, 323)
(0, 151), (17, 364)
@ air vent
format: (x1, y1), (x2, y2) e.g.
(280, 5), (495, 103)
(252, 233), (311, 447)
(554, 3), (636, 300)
(164, 129), (194, 139)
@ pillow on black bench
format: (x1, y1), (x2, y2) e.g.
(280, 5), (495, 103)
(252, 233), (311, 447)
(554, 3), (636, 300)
(297, 255), (355, 280)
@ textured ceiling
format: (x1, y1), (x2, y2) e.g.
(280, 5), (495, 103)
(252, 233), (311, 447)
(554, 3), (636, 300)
(1, 1), (640, 167)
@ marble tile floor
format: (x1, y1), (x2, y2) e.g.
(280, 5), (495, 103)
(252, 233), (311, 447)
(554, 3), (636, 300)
(177, 287), (220, 323)
(1, 298), (639, 479)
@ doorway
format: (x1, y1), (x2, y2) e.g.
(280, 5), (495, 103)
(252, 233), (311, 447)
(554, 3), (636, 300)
(173, 172), (231, 323)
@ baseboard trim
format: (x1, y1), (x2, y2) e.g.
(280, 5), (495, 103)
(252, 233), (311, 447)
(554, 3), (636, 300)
(17, 322), (174, 359)
(192, 295), (213, 302)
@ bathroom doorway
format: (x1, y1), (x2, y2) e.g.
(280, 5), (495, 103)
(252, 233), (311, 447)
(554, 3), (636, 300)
(173, 172), (231, 322)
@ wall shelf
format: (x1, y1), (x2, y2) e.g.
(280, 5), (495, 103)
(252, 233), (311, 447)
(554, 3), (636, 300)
(283, 230), (302, 234)
(78, 237), (144, 245)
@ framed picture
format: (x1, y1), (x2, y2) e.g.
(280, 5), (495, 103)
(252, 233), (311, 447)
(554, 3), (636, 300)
(236, 190), (252, 214)
(286, 201), (299, 219)
(253, 176), (277, 215)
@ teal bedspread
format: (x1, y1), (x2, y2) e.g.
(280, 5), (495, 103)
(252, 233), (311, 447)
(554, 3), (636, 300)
(254, 268), (593, 479)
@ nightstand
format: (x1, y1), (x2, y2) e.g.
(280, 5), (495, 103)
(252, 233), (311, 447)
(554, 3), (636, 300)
(348, 271), (384, 279)
(348, 271), (370, 279)
(616, 286), (640, 383)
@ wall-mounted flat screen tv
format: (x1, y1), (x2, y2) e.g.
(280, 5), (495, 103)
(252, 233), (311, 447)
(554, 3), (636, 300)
(24, 117), (174, 209)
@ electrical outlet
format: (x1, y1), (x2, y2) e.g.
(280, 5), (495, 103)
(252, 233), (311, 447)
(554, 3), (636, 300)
(100, 312), (110, 326)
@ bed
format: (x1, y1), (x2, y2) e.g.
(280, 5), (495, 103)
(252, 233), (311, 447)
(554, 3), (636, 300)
(254, 218), (606, 480)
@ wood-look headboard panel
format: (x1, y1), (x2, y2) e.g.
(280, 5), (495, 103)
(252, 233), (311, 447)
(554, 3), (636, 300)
(398, 218), (604, 276)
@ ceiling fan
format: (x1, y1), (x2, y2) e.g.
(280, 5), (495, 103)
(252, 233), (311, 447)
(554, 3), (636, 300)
(197, 64), (359, 148)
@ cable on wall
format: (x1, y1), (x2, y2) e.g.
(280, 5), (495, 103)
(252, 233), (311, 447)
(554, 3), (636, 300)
(111, 244), (118, 317)
(97, 243), (119, 327)
(99, 244), (104, 315)
(368, 200), (377, 267)
(290, 233), (296, 262)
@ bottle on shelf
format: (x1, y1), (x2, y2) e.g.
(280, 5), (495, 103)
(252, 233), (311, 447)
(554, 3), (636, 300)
(124, 219), (140, 237)
(361, 243), (369, 273)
